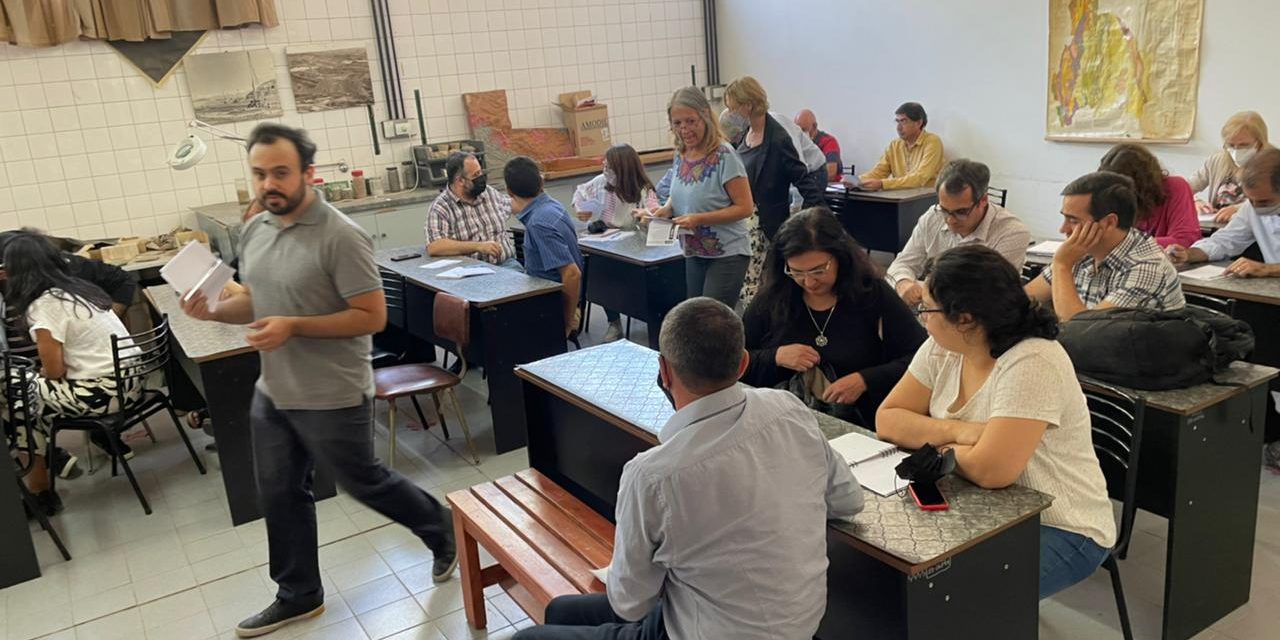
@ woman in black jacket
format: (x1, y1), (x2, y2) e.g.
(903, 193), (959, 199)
(723, 76), (809, 306)
(742, 208), (927, 429)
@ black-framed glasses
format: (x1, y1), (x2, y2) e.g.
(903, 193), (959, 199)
(784, 260), (832, 281)
(912, 303), (944, 317)
(937, 201), (981, 219)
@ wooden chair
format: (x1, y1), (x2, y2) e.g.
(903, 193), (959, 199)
(47, 316), (207, 515)
(448, 469), (613, 629)
(1083, 377), (1146, 640)
(988, 186), (1008, 207)
(373, 292), (479, 466)
(4, 351), (71, 561)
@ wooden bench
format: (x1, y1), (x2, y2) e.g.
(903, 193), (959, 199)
(447, 469), (614, 628)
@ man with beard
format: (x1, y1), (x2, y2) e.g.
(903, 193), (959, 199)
(180, 124), (457, 638)
(425, 151), (521, 269)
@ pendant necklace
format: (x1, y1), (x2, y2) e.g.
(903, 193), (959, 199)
(806, 301), (837, 348)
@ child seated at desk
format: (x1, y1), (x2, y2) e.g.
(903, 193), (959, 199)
(877, 245), (1116, 598)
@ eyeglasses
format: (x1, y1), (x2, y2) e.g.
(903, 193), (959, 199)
(937, 201), (981, 219)
(670, 119), (701, 131)
(784, 260), (832, 281)
(912, 303), (944, 317)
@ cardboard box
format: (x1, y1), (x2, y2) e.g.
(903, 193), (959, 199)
(557, 91), (611, 157)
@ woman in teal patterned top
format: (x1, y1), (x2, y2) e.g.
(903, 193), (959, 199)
(644, 87), (755, 308)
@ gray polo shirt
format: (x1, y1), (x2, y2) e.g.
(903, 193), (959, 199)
(238, 197), (381, 410)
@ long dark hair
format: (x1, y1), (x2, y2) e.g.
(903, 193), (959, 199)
(927, 245), (1058, 358)
(2, 233), (113, 332)
(1099, 143), (1167, 223)
(604, 144), (654, 204)
(750, 208), (880, 331)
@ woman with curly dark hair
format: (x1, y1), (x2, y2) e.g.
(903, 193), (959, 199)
(1099, 143), (1200, 248)
(741, 208), (924, 427)
(877, 244), (1115, 599)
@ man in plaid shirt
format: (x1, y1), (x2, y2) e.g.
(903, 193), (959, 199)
(425, 151), (520, 269)
(1025, 171), (1185, 321)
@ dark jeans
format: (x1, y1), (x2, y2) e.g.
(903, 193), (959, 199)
(1039, 525), (1109, 599)
(512, 594), (667, 640)
(685, 254), (750, 309)
(251, 391), (452, 606)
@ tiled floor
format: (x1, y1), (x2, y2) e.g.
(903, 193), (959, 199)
(4, 311), (1278, 639)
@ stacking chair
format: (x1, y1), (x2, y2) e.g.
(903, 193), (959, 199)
(1184, 291), (1236, 317)
(987, 186), (1009, 207)
(373, 292), (479, 466)
(47, 316), (206, 515)
(4, 351), (71, 561)
(1082, 377), (1146, 640)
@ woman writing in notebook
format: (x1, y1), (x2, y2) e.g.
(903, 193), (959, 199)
(741, 208), (925, 429)
(876, 244), (1115, 598)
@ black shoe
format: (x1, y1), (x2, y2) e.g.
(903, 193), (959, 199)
(235, 599), (324, 638)
(35, 490), (63, 516)
(89, 430), (134, 461)
(432, 521), (458, 583)
(51, 447), (81, 480)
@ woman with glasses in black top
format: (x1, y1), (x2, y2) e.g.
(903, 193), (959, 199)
(741, 208), (926, 429)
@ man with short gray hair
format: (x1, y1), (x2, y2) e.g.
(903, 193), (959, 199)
(887, 158), (1031, 305)
(516, 297), (863, 640)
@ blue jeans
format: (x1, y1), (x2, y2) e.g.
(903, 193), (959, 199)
(1040, 525), (1109, 599)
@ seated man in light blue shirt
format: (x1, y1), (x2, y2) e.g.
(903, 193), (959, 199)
(1169, 147), (1280, 277)
(514, 297), (864, 640)
(506, 155), (584, 338)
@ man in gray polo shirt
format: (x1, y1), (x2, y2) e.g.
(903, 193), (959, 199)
(182, 124), (456, 638)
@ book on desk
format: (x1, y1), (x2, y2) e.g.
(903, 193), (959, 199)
(828, 431), (909, 497)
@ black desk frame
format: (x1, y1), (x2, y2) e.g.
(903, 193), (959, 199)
(824, 192), (937, 253)
(579, 251), (685, 350)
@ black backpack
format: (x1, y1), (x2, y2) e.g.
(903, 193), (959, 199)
(1058, 306), (1255, 390)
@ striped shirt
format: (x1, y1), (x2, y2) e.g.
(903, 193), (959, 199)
(516, 192), (583, 282)
(1042, 228), (1185, 310)
(424, 186), (516, 264)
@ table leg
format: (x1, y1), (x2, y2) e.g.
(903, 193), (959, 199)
(480, 295), (566, 454)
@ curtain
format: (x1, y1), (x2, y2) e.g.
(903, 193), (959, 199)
(0, 0), (278, 47)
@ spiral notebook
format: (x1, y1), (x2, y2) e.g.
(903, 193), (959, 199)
(829, 432), (909, 497)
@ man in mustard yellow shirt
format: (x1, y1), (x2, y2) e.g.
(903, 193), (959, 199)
(859, 102), (944, 191)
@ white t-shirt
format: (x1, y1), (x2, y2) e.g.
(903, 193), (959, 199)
(26, 289), (132, 380)
(908, 337), (1117, 548)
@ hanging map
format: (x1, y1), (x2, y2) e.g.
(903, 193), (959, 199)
(1046, 0), (1204, 142)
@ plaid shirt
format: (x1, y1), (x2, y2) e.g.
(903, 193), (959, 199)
(424, 186), (516, 264)
(1043, 228), (1185, 310)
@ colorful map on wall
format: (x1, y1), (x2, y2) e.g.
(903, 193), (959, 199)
(1047, 0), (1204, 142)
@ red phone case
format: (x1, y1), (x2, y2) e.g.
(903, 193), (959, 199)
(909, 483), (949, 511)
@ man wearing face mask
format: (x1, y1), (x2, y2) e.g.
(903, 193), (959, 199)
(179, 124), (458, 638)
(425, 151), (520, 269)
(1024, 171), (1185, 321)
(1169, 148), (1280, 278)
(515, 297), (862, 640)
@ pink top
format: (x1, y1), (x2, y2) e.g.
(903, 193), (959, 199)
(1135, 176), (1201, 248)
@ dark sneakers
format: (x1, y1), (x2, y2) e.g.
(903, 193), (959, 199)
(432, 543), (459, 583)
(235, 599), (325, 638)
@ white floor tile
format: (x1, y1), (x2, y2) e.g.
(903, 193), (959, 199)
(70, 584), (137, 625)
(139, 589), (207, 631)
(328, 555), (393, 592)
(382, 623), (447, 640)
(343, 574), (412, 616)
(356, 597), (430, 640)
(71, 608), (143, 640)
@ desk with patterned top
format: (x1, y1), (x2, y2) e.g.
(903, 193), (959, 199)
(375, 248), (566, 453)
(516, 340), (1049, 639)
(145, 286), (336, 525)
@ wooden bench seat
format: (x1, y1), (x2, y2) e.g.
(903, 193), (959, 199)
(447, 469), (614, 629)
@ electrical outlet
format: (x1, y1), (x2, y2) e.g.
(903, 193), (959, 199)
(382, 119), (415, 139)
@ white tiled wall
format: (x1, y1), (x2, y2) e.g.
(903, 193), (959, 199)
(0, 0), (706, 240)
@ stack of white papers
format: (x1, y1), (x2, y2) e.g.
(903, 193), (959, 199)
(1028, 240), (1063, 256)
(436, 265), (495, 279)
(1198, 212), (1218, 224)
(828, 432), (909, 497)
(646, 219), (680, 246)
(159, 240), (234, 312)
(420, 259), (461, 270)
(1181, 264), (1228, 280)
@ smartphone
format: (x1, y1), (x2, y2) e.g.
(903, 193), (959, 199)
(909, 481), (949, 511)
(390, 252), (421, 262)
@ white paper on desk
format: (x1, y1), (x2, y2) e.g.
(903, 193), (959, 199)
(159, 240), (233, 312)
(854, 452), (911, 497)
(1199, 212), (1218, 224)
(436, 265), (495, 279)
(590, 564), (609, 584)
(420, 259), (461, 270)
(1181, 264), (1229, 280)
(594, 230), (636, 242)
(1028, 240), (1063, 256)
(646, 219), (680, 246)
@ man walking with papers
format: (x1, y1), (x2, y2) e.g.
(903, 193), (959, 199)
(180, 124), (457, 638)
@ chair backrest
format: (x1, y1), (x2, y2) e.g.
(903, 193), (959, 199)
(1081, 377), (1145, 558)
(381, 269), (406, 325)
(432, 292), (470, 350)
(111, 315), (173, 407)
(2, 311), (39, 362)
(3, 352), (39, 477)
(1185, 292), (1236, 317)
(988, 186), (1008, 207)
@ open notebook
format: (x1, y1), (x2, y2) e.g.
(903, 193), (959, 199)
(828, 432), (909, 497)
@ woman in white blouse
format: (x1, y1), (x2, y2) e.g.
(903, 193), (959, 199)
(1189, 111), (1272, 223)
(877, 244), (1116, 599)
(572, 144), (660, 342)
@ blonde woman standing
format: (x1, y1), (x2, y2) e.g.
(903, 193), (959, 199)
(1189, 111), (1272, 223)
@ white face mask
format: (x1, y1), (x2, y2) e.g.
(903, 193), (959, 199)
(1229, 146), (1257, 167)
(1254, 202), (1280, 216)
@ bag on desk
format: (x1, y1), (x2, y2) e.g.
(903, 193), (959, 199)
(1058, 307), (1254, 390)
